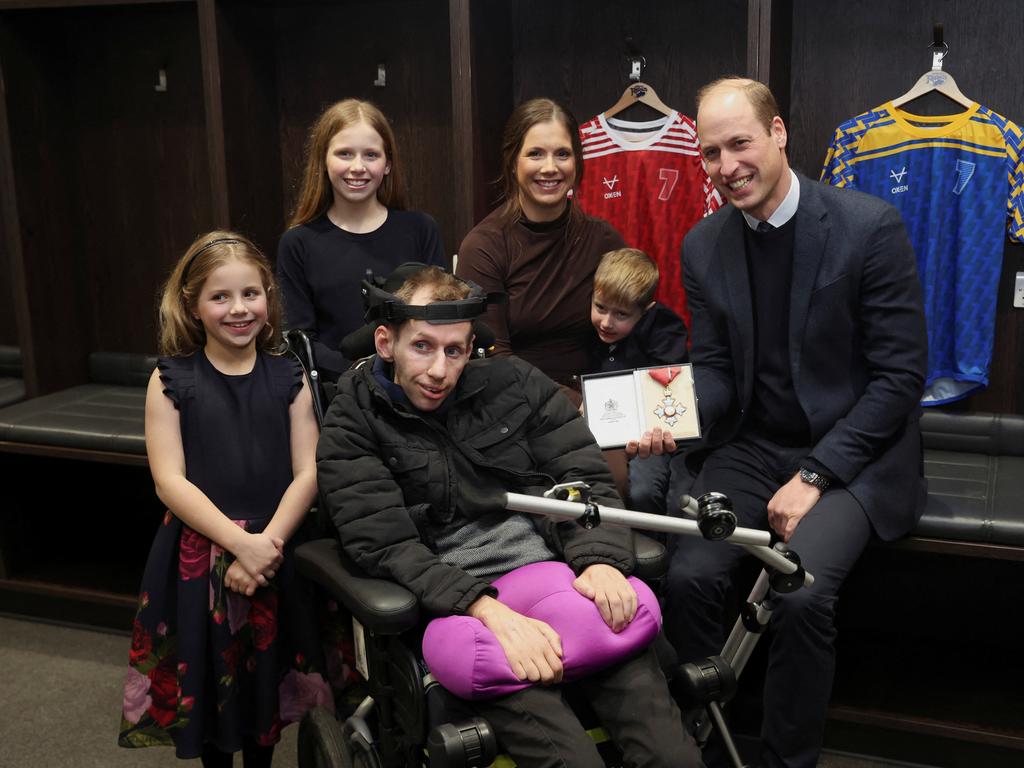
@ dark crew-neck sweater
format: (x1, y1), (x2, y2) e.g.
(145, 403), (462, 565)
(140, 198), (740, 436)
(743, 218), (811, 445)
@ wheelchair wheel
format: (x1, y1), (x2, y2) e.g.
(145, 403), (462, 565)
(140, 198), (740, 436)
(342, 714), (383, 768)
(298, 706), (352, 768)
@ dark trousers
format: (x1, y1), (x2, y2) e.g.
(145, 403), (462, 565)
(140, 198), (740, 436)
(471, 646), (704, 768)
(200, 741), (273, 768)
(664, 432), (872, 768)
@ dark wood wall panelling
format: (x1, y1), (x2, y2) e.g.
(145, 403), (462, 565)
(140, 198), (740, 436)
(449, 0), (511, 238)
(212, 0), (284, 257)
(509, 0), (749, 151)
(0, 42), (24, 351)
(787, 0), (1024, 414)
(0, 3), (212, 395)
(0, 10), (85, 394)
(0, 162), (15, 345)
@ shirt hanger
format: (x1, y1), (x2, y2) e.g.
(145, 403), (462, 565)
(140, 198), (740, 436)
(602, 56), (674, 120)
(890, 28), (974, 110)
(603, 82), (674, 120)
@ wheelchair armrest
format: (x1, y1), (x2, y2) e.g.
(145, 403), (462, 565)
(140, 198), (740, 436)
(294, 538), (419, 635)
(634, 533), (667, 582)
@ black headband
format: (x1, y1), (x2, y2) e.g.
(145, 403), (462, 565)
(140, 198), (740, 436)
(181, 238), (245, 284)
(361, 276), (505, 325)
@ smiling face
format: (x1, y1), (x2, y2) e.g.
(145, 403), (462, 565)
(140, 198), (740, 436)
(325, 120), (391, 207)
(697, 85), (790, 222)
(514, 120), (577, 222)
(374, 286), (474, 412)
(194, 259), (269, 356)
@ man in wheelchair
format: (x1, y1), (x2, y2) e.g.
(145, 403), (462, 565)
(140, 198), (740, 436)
(316, 265), (703, 767)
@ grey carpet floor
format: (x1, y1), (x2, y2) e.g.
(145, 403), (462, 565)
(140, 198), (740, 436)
(0, 614), (928, 768)
(0, 615), (297, 767)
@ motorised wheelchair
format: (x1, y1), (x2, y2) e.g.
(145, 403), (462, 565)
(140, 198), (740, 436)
(284, 325), (682, 768)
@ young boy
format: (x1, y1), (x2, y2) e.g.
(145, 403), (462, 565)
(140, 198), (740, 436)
(589, 248), (691, 516)
(590, 248), (688, 371)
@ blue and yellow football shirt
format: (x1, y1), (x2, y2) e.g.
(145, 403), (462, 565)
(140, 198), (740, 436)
(822, 102), (1024, 404)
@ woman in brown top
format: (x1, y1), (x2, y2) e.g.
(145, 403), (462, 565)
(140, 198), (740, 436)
(456, 99), (625, 392)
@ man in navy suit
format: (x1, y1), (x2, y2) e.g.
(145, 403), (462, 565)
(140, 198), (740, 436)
(665, 78), (928, 768)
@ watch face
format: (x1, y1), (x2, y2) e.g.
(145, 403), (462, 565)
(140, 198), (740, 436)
(800, 469), (828, 491)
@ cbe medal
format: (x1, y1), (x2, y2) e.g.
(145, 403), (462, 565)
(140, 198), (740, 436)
(650, 366), (685, 427)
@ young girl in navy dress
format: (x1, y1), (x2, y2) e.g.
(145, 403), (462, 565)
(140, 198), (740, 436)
(277, 99), (446, 379)
(119, 232), (328, 766)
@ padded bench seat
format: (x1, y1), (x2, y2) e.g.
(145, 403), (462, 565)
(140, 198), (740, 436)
(0, 352), (154, 464)
(0, 345), (25, 408)
(0, 377), (25, 409)
(908, 410), (1024, 556)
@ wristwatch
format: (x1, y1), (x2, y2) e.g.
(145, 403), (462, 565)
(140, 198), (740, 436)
(799, 467), (830, 493)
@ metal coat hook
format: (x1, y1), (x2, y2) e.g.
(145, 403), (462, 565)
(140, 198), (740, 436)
(627, 55), (646, 83)
(929, 23), (947, 71)
(154, 68), (167, 92)
(373, 63), (386, 88)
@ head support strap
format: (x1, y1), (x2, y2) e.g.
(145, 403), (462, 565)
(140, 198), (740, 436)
(360, 267), (506, 326)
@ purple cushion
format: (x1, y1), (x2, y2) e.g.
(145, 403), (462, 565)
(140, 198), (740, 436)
(422, 561), (661, 700)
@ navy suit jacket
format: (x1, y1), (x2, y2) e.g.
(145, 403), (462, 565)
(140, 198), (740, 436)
(682, 173), (928, 540)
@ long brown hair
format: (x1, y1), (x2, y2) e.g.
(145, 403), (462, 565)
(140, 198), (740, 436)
(496, 98), (585, 223)
(288, 99), (408, 228)
(158, 231), (283, 357)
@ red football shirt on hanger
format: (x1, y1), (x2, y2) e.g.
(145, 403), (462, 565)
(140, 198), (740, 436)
(576, 111), (722, 326)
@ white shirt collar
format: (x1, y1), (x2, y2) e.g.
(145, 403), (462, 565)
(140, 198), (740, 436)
(742, 170), (800, 231)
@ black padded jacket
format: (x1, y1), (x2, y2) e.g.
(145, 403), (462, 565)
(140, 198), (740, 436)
(316, 354), (633, 617)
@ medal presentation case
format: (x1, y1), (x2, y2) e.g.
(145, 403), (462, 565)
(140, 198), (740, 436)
(581, 364), (700, 449)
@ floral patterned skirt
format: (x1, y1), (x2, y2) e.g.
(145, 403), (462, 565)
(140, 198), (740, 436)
(118, 510), (358, 758)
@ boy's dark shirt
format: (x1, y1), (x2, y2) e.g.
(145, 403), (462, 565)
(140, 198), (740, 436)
(590, 302), (689, 374)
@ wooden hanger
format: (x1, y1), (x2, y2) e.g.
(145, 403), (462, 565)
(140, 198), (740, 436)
(891, 36), (974, 110)
(603, 81), (674, 120)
